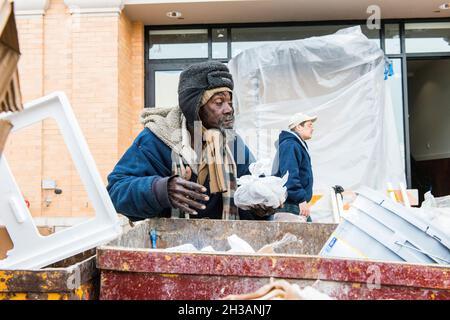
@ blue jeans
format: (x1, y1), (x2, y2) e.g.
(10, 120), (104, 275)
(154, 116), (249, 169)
(277, 202), (312, 222)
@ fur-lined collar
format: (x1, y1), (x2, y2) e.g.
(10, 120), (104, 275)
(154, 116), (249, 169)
(140, 106), (199, 173)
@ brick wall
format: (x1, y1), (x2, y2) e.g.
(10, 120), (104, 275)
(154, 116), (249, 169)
(118, 13), (133, 158)
(5, 0), (144, 218)
(118, 15), (144, 157)
(42, 0), (74, 216)
(130, 21), (145, 140)
(71, 13), (120, 216)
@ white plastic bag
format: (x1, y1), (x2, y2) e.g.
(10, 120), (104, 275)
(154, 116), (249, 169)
(272, 212), (307, 223)
(234, 161), (288, 210)
(412, 191), (450, 235)
(164, 234), (256, 253)
(422, 191), (450, 209)
(227, 234), (255, 253)
(165, 243), (198, 252)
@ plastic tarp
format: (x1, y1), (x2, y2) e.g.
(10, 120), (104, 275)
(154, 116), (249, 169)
(228, 26), (406, 192)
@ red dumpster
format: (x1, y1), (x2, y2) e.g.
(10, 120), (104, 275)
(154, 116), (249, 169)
(1, 225), (99, 300)
(0, 248), (98, 300)
(97, 218), (450, 300)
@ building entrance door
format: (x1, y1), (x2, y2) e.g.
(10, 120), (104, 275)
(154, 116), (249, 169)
(407, 58), (450, 202)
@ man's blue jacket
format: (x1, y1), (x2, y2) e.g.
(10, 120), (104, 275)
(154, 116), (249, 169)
(107, 127), (263, 221)
(273, 130), (313, 205)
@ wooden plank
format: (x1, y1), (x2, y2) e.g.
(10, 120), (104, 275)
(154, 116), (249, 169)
(0, 119), (12, 156)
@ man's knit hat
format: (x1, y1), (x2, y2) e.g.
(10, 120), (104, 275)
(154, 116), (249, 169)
(178, 61), (234, 128)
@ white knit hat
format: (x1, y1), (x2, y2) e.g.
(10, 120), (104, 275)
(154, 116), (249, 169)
(288, 112), (317, 129)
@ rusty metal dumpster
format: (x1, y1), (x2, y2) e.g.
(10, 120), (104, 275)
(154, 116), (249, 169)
(0, 249), (99, 300)
(97, 218), (450, 300)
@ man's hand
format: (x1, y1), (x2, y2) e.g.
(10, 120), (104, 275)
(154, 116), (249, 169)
(250, 204), (276, 218)
(298, 201), (310, 217)
(168, 166), (209, 215)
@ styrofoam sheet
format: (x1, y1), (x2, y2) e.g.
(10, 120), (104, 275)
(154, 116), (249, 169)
(320, 187), (450, 264)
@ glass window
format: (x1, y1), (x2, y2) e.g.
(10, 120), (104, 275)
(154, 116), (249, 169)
(360, 24), (381, 48)
(149, 29), (208, 59)
(231, 25), (349, 57)
(384, 24), (401, 54)
(231, 25), (381, 57)
(405, 22), (450, 53)
(212, 28), (228, 59)
(388, 58), (405, 170)
(154, 70), (182, 107)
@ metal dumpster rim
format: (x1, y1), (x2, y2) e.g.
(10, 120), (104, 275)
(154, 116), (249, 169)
(96, 246), (450, 291)
(0, 253), (98, 296)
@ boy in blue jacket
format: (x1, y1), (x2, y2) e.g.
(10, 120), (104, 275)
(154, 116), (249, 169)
(107, 61), (274, 221)
(273, 113), (317, 222)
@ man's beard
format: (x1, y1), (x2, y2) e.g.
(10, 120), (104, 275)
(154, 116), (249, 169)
(218, 115), (235, 130)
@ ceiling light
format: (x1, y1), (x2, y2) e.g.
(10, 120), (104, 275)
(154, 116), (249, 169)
(439, 3), (450, 10)
(166, 11), (182, 19)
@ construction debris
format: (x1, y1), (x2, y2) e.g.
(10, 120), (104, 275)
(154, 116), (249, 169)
(163, 232), (302, 255)
(320, 186), (450, 265)
(97, 218), (449, 299)
(164, 234), (255, 253)
(413, 191), (450, 235)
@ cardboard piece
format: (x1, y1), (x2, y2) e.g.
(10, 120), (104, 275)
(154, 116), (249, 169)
(0, 0), (22, 113)
(0, 119), (12, 155)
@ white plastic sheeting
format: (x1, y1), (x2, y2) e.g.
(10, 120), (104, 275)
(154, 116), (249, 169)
(229, 26), (406, 192)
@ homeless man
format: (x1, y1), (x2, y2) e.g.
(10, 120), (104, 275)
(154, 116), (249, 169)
(107, 61), (274, 221)
(273, 112), (317, 222)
